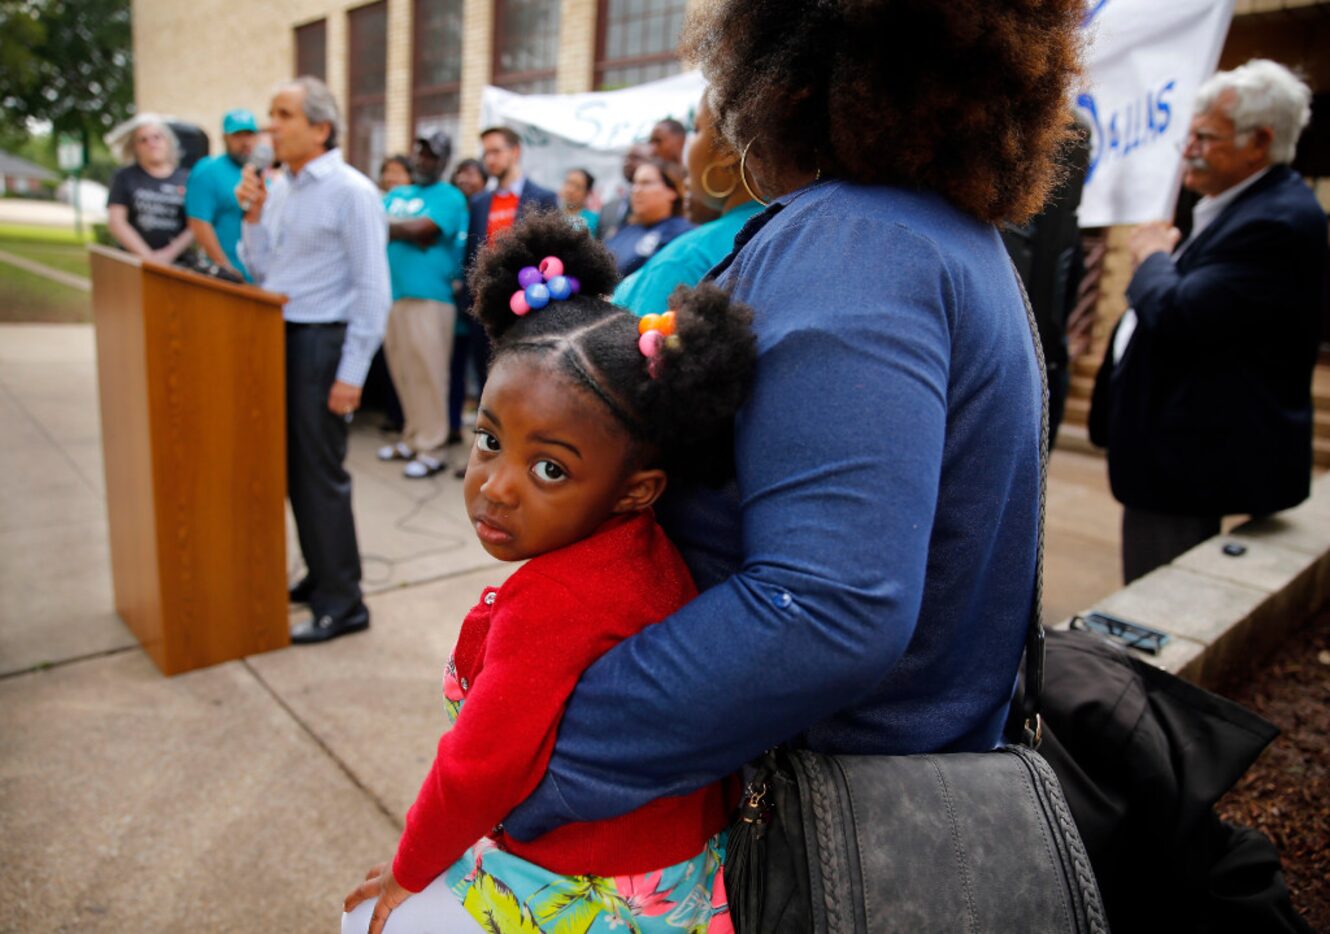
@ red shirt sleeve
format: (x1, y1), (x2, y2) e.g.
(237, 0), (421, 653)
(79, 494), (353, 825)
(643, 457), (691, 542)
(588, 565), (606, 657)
(390, 568), (639, 892)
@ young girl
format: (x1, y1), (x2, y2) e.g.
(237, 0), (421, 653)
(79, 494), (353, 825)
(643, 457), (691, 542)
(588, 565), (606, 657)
(342, 212), (755, 934)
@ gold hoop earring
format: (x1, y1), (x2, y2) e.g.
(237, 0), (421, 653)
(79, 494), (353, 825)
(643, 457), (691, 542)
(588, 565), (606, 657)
(739, 139), (769, 208)
(701, 162), (738, 201)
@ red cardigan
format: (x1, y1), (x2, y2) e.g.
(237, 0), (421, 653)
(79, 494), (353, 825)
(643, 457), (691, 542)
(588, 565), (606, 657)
(391, 510), (733, 892)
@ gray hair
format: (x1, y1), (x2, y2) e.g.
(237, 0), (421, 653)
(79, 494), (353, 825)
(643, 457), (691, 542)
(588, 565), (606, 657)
(1195, 59), (1312, 165)
(282, 75), (342, 150)
(118, 116), (181, 166)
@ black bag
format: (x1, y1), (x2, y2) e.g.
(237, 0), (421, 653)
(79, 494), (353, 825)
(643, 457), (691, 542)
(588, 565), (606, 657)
(723, 270), (1108, 934)
(727, 744), (1106, 933)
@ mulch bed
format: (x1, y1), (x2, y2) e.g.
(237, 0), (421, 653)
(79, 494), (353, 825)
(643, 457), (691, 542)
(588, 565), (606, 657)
(1216, 605), (1330, 931)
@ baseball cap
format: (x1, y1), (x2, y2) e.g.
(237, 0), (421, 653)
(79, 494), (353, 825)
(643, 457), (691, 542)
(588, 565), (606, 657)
(222, 108), (259, 135)
(417, 130), (453, 164)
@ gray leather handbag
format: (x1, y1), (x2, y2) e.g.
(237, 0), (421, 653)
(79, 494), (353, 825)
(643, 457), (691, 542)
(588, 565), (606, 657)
(724, 272), (1109, 934)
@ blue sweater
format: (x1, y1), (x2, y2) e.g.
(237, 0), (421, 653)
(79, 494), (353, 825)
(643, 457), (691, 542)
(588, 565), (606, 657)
(505, 180), (1042, 840)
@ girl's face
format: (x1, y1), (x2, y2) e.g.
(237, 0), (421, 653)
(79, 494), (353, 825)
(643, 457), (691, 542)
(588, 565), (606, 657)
(630, 163), (677, 225)
(462, 355), (664, 562)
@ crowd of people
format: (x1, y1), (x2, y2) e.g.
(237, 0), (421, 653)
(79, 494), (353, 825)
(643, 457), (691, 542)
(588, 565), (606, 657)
(99, 2), (1327, 928)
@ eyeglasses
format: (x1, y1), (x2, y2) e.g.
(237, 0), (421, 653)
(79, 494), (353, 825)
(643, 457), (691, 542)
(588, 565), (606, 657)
(1182, 127), (1256, 150)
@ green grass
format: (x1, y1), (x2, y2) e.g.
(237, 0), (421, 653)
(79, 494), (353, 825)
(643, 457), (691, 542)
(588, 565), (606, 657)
(0, 260), (90, 323)
(0, 223), (93, 245)
(0, 238), (90, 279)
(0, 221), (93, 321)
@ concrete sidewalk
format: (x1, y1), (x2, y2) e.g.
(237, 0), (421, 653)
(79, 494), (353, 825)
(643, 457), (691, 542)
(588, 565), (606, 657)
(0, 323), (1124, 931)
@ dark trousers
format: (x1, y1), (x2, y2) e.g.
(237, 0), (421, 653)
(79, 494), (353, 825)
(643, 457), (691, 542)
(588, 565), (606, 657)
(286, 323), (363, 619)
(448, 331), (470, 435)
(1121, 506), (1220, 584)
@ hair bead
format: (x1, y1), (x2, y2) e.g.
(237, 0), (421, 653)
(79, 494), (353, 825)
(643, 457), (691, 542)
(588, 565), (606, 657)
(547, 275), (573, 300)
(525, 283), (551, 310)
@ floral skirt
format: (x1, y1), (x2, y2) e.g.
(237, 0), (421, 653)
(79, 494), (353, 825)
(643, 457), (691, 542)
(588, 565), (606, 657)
(442, 832), (732, 933)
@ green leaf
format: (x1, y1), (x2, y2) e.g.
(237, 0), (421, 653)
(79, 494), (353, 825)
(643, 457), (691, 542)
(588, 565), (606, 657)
(462, 868), (548, 934)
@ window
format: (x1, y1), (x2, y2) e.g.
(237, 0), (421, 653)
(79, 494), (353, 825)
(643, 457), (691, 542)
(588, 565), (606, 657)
(295, 19), (327, 80)
(413, 0), (464, 147)
(492, 0), (560, 95)
(348, 1), (388, 173)
(595, 0), (685, 90)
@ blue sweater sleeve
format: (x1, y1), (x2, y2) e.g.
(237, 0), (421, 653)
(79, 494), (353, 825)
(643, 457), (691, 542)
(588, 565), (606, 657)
(504, 218), (955, 839)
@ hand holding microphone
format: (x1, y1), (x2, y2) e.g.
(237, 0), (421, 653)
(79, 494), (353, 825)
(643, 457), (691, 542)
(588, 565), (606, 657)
(236, 141), (275, 221)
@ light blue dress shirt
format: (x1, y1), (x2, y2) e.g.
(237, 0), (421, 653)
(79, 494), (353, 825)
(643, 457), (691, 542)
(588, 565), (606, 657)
(240, 148), (391, 386)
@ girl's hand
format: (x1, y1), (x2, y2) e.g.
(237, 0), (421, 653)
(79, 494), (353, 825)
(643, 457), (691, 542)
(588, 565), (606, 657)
(343, 862), (413, 933)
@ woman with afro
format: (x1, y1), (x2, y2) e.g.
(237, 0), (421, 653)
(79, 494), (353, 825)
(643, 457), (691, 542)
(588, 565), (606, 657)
(499, 0), (1086, 852)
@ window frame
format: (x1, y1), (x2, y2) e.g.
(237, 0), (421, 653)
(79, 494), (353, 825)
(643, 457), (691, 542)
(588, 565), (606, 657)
(411, 0), (464, 140)
(491, 0), (560, 94)
(294, 18), (327, 81)
(593, 0), (685, 90)
(347, 0), (389, 172)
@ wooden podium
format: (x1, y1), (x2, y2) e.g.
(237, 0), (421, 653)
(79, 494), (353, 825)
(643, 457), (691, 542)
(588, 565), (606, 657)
(90, 246), (290, 675)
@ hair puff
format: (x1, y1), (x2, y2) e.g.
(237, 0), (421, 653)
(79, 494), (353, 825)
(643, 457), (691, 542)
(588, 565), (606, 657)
(467, 210), (619, 343)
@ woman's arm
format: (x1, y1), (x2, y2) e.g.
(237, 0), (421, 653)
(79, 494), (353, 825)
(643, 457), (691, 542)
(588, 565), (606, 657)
(153, 227), (194, 264)
(505, 222), (957, 839)
(106, 205), (155, 259)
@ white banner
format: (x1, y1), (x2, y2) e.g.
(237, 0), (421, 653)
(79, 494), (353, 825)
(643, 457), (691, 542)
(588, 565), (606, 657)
(1076, 0), (1236, 227)
(478, 71), (708, 208)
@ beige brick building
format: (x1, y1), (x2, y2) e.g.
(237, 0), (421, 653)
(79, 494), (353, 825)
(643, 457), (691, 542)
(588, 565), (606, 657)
(132, 0), (700, 177)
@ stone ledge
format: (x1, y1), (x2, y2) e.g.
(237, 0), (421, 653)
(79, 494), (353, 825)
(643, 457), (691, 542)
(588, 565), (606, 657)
(1059, 472), (1330, 690)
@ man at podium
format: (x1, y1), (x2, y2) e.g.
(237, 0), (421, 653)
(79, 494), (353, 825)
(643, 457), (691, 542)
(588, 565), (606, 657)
(237, 76), (391, 643)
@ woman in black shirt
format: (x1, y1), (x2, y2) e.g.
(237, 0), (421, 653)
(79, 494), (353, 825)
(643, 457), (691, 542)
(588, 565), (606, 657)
(106, 118), (193, 263)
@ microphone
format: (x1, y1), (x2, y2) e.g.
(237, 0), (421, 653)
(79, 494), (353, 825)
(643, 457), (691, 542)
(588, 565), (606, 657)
(240, 142), (274, 212)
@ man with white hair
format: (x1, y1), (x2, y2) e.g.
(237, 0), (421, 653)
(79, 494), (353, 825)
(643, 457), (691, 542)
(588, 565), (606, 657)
(236, 76), (391, 642)
(1090, 59), (1328, 583)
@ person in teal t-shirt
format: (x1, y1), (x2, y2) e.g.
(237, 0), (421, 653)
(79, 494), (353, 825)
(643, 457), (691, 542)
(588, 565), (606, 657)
(185, 108), (258, 280)
(614, 96), (760, 317)
(378, 131), (470, 479)
(559, 168), (600, 238)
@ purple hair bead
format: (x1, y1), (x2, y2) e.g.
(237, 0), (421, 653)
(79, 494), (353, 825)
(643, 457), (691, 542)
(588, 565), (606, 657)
(517, 266), (543, 289)
(566, 276), (581, 295)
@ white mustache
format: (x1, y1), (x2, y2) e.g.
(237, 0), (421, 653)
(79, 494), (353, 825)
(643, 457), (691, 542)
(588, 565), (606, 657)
(1184, 156), (1210, 171)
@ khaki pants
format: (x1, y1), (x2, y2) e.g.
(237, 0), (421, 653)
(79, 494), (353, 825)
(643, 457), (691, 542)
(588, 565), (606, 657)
(384, 298), (456, 456)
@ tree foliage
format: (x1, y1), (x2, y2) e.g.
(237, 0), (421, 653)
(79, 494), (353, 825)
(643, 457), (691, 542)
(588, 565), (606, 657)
(0, 0), (134, 150)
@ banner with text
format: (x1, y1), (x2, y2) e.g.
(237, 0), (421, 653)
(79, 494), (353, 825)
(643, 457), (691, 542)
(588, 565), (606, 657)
(479, 71), (707, 207)
(1077, 0), (1236, 227)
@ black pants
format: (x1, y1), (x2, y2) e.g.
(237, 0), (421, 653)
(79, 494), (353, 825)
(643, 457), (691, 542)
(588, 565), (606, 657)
(1121, 506), (1220, 584)
(286, 323), (363, 619)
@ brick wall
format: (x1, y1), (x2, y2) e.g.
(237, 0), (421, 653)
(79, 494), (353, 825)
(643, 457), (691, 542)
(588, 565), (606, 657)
(132, 0), (692, 165)
(385, 0), (413, 153)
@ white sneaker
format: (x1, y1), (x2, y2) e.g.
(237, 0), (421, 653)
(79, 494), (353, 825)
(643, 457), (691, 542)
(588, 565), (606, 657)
(377, 442), (413, 462)
(403, 454), (446, 478)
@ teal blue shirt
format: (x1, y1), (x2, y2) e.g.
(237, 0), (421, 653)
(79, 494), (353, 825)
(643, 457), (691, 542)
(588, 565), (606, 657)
(613, 201), (764, 316)
(384, 181), (469, 303)
(575, 208), (600, 237)
(184, 153), (248, 280)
